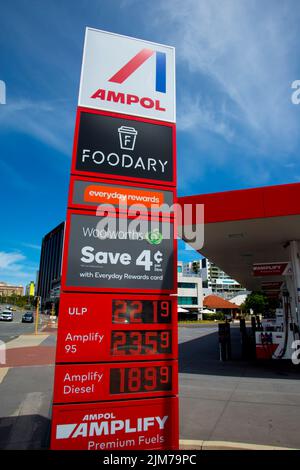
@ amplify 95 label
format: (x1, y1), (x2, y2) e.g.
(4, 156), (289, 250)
(56, 326), (176, 363)
(63, 212), (175, 292)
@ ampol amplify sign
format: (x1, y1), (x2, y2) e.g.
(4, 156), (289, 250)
(253, 262), (291, 277)
(51, 398), (178, 450)
(78, 28), (175, 122)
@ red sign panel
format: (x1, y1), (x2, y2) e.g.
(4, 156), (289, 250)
(51, 397), (179, 450)
(261, 282), (283, 290)
(253, 262), (289, 276)
(68, 175), (175, 218)
(58, 292), (177, 329)
(56, 293), (177, 363)
(53, 361), (178, 404)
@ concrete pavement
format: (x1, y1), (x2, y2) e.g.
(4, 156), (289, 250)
(179, 326), (300, 449)
(0, 324), (300, 449)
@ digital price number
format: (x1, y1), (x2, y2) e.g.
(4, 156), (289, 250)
(111, 330), (172, 356)
(110, 365), (172, 394)
(112, 300), (172, 324)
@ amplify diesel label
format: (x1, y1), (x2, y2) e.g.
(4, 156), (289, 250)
(73, 111), (174, 184)
(50, 397), (179, 450)
(53, 361), (177, 403)
(63, 211), (175, 292)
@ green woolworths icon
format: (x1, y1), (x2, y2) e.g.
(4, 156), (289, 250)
(145, 228), (163, 245)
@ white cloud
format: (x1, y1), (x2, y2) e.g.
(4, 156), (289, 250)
(0, 252), (25, 270)
(22, 243), (41, 251)
(0, 99), (73, 156)
(0, 251), (37, 286)
(151, 0), (300, 160)
(178, 93), (235, 142)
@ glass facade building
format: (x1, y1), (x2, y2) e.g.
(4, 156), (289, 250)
(37, 222), (65, 305)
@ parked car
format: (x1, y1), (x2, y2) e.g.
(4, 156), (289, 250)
(0, 310), (13, 321)
(22, 312), (34, 323)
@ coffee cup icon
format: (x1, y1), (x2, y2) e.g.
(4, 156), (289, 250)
(118, 126), (138, 151)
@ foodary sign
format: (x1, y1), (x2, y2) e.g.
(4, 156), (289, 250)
(78, 28), (175, 122)
(73, 110), (175, 184)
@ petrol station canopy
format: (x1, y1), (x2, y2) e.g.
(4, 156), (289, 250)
(178, 182), (300, 291)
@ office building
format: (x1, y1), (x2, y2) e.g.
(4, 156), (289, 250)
(183, 258), (246, 299)
(25, 281), (35, 297)
(0, 282), (23, 297)
(37, 222), (65, 306)
(176, 262), (203, 318)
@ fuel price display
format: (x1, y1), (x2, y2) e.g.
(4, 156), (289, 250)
(56, 293), (177, 363)
(53, 361), (177, 404)
(112, 299), (172, 324)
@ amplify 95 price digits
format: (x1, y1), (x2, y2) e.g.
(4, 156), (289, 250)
(112, 300), (172, 324)
(111, 330), (172, 356)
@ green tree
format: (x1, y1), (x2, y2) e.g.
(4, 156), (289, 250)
(243, 291), (268, 314)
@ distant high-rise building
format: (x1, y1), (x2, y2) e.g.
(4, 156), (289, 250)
(37, 222), (65, 305)
(25, 281), (35, 297)
(182, 258), (246, 299)
(176, 262), (203, 318)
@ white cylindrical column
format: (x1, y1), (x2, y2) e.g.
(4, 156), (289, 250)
(290, 240), (300, 327)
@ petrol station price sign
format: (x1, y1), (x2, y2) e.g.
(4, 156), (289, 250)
(51, 28), (178, 452)
(53, 361), (178, 404)
(51, 397), (179, 450)
(58, 292), (176, 327)
(61, 210), (176, 293)
(56, 326), (176, 363)
(71, 109), (176, 186)
(56, 293), (177, 363)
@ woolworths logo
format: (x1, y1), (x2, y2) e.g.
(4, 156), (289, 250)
(145, 229), (163, 245)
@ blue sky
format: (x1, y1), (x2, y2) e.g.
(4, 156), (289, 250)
(1, 0), (300, 287)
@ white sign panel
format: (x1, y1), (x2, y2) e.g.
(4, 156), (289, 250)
(78, 28), (176, 122)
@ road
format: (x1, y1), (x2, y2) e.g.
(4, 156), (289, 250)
(1, 323), (300, 449)
(0, 310), (36, 343)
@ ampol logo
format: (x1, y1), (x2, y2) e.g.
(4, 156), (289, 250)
(79, 28), (175, 122)
(108, 48), (166, 94)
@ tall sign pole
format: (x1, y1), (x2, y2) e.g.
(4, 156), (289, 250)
(50, 28), (178, 451)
